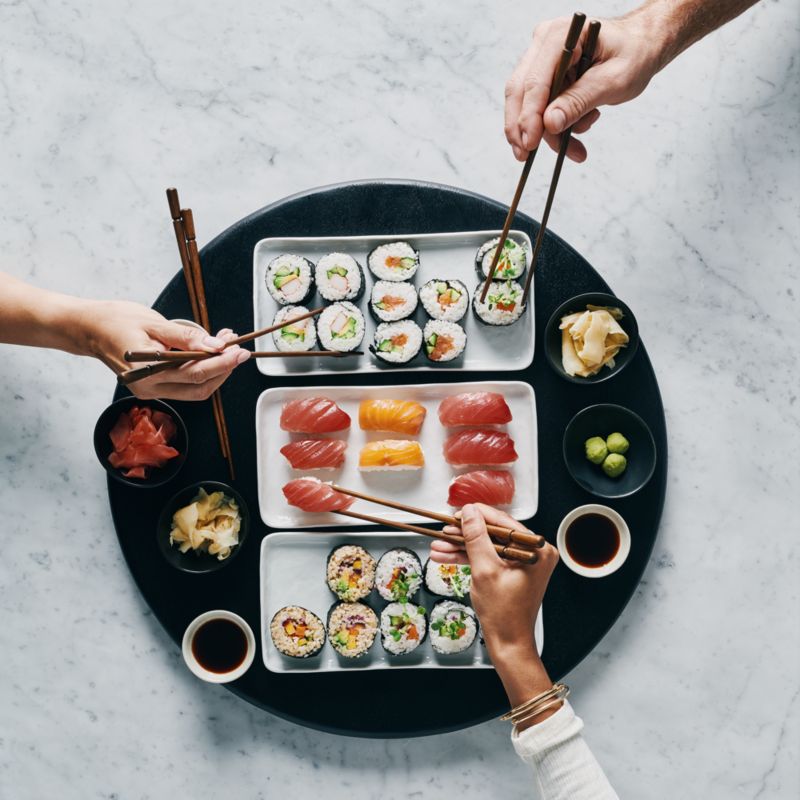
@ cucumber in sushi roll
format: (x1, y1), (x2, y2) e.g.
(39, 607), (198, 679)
(429, 600), (478, 654)
(370, 320), (422, 365)
(472, 280), (524, 326)
(327, 601), (378, 658)
(318, 301), (365, 352)
(375, 548), (423, 602)
(475, 236), (527, 281)
(270, 605), (326, 659)
(326, 545), (376, 602)
(272, 305), (317, 352)
(424, 559), (472, 598)
(315, 253), (365, 302)
(423, 319), (466, 363)
(265, 254), (315, 306)
(419, 279), (469, 322)
(370, 280), (418, 322)
(380, 602), (427, 655)
(367, 241), (420, 282)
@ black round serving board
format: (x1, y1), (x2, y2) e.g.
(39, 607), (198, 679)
(109, 180), (667, 738)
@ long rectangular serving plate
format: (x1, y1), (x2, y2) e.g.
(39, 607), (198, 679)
(252, 229), (534, 376)
(256, 380), (538, 529)
(260, 531), (544, 673)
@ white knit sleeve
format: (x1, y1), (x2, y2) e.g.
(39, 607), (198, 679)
(511, 700), (619, 800)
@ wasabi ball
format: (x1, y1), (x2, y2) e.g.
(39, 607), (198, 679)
(602, 453), (627, 478)
(585, 436), (608, 464)
(606, 432), (629, 454)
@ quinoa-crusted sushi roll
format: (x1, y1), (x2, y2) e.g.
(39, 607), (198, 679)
(422, 319), (466, 363)
(265, 254), (315, 305)
(370, 280), (418, 322)
(375, 548), (423, 602)
(429, 600), (478, 654)
(475, 236), (528, 281)
(424, 559), (472, 599)
(370, 320), (422, 365)
(326, 545), (376, 602)
(380, 602), (427, 655)
(315, 253), (365, 302)
(472, 280), (525, 326)
(419, 279), (469, 322)
(367, 241), (420, 282)
(327, 602), (378, 658)
(270, 605), (326, 659)
(271, 305), (317, 352)
(318, 301), (365, 352)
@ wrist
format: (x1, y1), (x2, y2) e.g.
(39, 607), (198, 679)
(53, 295), (99, 357)
(625, 1), (693, 72)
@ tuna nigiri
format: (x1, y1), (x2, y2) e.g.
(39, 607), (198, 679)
(438, 392), (512, 427)
(282, 478), (354, 512)
(443, 429), (518, 466)
(359, 440), (425, 470)
(280, 439), (347, 470)
(280, 397), (351, 434)
(448, 470), (515, 507)
(359, 399), (426, 435)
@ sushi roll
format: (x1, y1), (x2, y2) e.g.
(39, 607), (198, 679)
(317, 301), (365, 352)
(327, 602), (378, 658)
(370, 320), (422, 365)
(422, 320), (466, 363)
(326, 545), (376, 602)
(475, 236), (528, 280)
(472, 280), (525, 326)
(265, 254), (315, 305)
(424, 560), (472, 599)
(367, 241), (420, 282)
(419, 279), (469, 322)
(380, 602), (427, 656)
(359, 440), (425, 471)
(375, 548), (423, 602)
(271, 305), (317, 352)
(270, 605), (326, 659)
(315, 253), (365, 302)
(429, 600), (478, 654)
(370, 280), (418, 322)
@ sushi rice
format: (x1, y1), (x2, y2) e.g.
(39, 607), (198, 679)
(318, 301), (365, 352)
(370, 280), (418, 321)
(475, 236), (528, 280)
(370, 320), (422, 364)
(380, 602), (427, 655)
(367, 241), (420, 282)
(472, 280), (525, 326)
(418, 279), (469, 322)
(327, 602), (378, 658)
(315, 253), (365, 302)
(423, 319), (467, 363)
(265, 254), (315, 306)
(271, 305), (317, 352)
(429, 600), (478, 654)
(270, 605), (326, 658)
(375, 548), (423, 601)
(424, 560), (472, 598)
(326, 545), (376, 602)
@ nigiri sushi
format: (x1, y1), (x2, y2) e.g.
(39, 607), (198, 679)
(443, 429), (518, 466)
(282, 478), (354, 512)
(448, 470), (515, 507)
(359, 440), (425, 470)
(280, 397), (351, 434)
(358, 399), (426, 435)
(280, 439), (347, 470)
(438, 392), (512, 427)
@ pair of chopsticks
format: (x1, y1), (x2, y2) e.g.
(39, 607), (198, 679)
(479, 13), (602, 307)
(329, 484), (545, 564)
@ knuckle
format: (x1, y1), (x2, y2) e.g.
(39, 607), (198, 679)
(504, 78), (521, 98)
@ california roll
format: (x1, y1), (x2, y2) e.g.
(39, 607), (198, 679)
(423, 319), (466, 363)
(370, 320), (422, 365)
(315, 253), (365, 302)
(419, 279), (469, 322)
(271, 305), (317, 352)
(265, 254), (315, 305)
(318, 301), (365, 352)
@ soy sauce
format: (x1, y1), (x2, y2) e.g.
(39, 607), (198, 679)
(565, 513), (620, 568)
(192, 618), (248, 674)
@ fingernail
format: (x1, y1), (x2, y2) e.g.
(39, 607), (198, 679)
(236, 349), (251, 364)
(521, 131), (529, 150)
(203, 335), (224, 349)
(550, 108), (566, 132)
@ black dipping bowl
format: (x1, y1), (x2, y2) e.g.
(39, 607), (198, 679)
(563, 404), (656, 499)
(94, 396), (187, 489)
(157, 481), (250, 574)
(544, 292), (639, 384)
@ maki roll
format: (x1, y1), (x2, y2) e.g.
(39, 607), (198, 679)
(472, 280), (525, 326)
(419, 279), (469, 322)
(315, 253), (365, 302)
(370, 320), (422, 365)
(270, 605), (326, 659)
(327, 602), (378, 658)
(475, 236), (527, 281)
(429, 600), (478, 654)
(265, 254), (315, 305)
(271, 305), (317, 352)
(375, 548), (423, 602)
(370, 280), (418, 322)
(423, 320), (466, 363)
(380, 602), (427, 655)
(424, 559), (472, 598)
(318, 301), (365, 352)
(367, 241), (420, 282)
(326, 545), (376, 602)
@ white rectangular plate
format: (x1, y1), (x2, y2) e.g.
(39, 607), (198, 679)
(260, 531), (544, 673)
(256, 380), (538, 529)
(252, 229), (534, 376)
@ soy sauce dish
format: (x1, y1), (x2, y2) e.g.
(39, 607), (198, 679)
(557, 504), (631, 579)
(182, 610), (255, 684)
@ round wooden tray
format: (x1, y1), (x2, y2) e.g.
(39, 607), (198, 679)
(109, 180), (667, 738)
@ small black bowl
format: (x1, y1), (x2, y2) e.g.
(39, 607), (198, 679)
(563, 404), (656, 499)
(544, 292), (639, 384)
(157, 481), (250, 574)
(93, 397), (188, 489)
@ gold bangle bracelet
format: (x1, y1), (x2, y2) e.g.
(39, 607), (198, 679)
(510, 686), (569, 725)
(500, 683), (569, 722)
(512, 695), (567, 728)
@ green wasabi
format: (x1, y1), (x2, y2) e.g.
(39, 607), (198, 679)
(585, 436), (609, 465)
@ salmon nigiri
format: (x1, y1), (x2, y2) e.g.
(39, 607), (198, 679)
(359, 440), (425, 470)
(359, 399), (426, 435)
(282, 478), (354, 512)
(438, 392), (512, 427)
(280, 397), (351, 433)
(443, 429), (518, 466)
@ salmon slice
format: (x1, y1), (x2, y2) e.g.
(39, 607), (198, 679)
(359, 440), (425, 470)
(358, 399), (426, 435)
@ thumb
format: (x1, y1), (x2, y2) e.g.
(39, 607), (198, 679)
(148, 321), (224, 353)
(460, 504), (500, 572)
(544, 66), (618, 134)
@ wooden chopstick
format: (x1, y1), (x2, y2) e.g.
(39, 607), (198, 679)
(167, 189), (201, 324)
(331, 483), (544, 550)
(522, 20), (601, 306)
(479, 11), (586, 304)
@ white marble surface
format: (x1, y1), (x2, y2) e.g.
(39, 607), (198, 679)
(1, 0), (798, 797)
